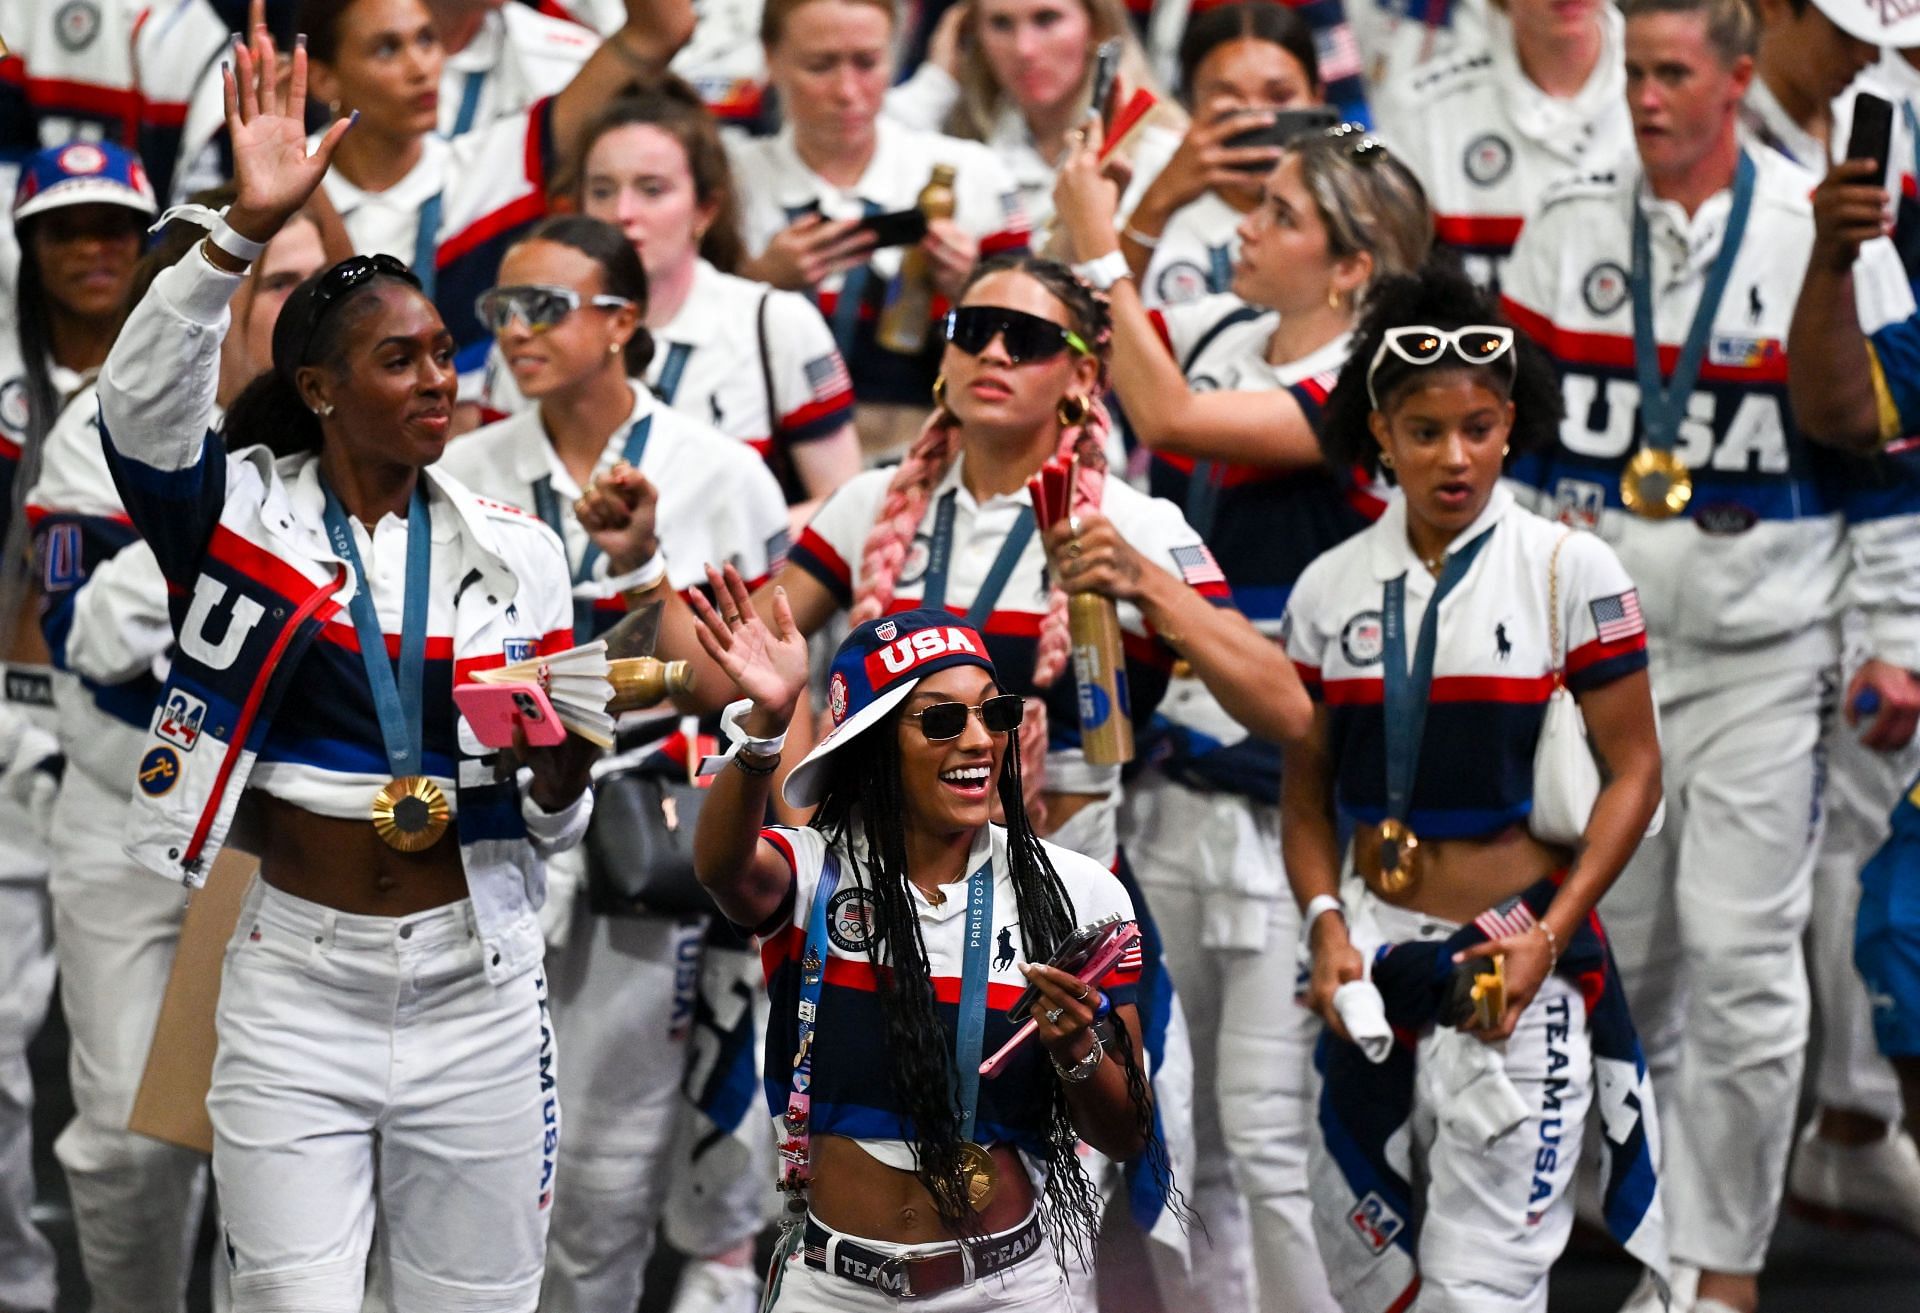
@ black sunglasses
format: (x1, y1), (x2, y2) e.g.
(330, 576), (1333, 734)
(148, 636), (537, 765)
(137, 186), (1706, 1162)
(291, 253), (422, 368)
(944, 306), (1090, 365)
(908, 693), (1025, 741)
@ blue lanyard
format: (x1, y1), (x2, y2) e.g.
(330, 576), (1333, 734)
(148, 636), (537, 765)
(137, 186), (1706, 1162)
(1380, 526), (1493, 824)
(451, 70), (485, 137)
(796, 852), (842, 1073)
(1629, 150), (1754, 456)
(321, 481), (433, 777)
(953, 856), (995, 1142)
(1206, 245), (1233, 294)
(529, 415), (654, 640)
(919, 490), (1037, 628)
(414, 191), (445, 301)
(652, 342), (693, 405)
(816, 199), (881, 356)
(1184, 463), (1224, 539)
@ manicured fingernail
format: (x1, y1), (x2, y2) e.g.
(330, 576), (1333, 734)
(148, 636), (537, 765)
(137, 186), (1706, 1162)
(296, 33), (307, 48)
(349, 109), (361, 124)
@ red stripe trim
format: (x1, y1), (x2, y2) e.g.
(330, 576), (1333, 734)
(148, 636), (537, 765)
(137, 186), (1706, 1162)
(822, 957), (1035, 1010)
(1504, 294), (1789, 384)
(1147, 310), (1174, 358)
(1566, 631), (1646, 675)
(316, 620), (457, 659)
(0, 60), (25, 89)
(979, 227), (1030, 256)
(1386, 1276), (1422, 1313)
(142, 99), (190, 128)
(1293, 661), (1322, 690)
(1434, 213), (1524, 248)
(538, 625), (573, 655)
(23, 505), (133, 527)
(781, 392), (854, 431)
(795, 527), (851, 586)
(207, 525), (337, 605)
(435, 193), (547, 268)
(184, 566), (345, 865)
(1320, 673), (1555, 706)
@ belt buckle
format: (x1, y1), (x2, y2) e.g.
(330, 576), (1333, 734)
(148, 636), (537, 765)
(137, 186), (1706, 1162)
(872, 1254), (917, 1299)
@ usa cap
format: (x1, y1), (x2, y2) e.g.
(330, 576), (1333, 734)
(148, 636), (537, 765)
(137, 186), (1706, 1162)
(13, 141), (157, 224)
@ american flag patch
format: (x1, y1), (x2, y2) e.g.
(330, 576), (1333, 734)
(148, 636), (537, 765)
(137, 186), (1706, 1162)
(1313, 23), (1364, 83)
(1171, 543), (1226, 587)
(999, 190), (1030, 228)
(766, 529), (791, 574)
(1474, 898), (1537, 942)
(803, 352), (852, 400)
(1116, 939), (1144, 974)
(1590, 589), (1645, 643)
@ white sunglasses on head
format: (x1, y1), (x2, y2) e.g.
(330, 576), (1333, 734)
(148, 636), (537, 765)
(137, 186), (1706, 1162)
(1365, 324), (1516, 407)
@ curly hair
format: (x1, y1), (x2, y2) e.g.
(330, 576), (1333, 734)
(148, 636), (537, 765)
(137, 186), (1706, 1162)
(850, 255), (1111, 691)
(1319, 261), (1563, 479)
(809, 709), (1159, 1263)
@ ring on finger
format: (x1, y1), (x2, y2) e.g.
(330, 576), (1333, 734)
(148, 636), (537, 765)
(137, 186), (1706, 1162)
(1044, 1006), (1065, 1024)
(1075, 984), (1091, 1002)
(1068, 514), (1083, 538)
(1067, 539), (1083, 559)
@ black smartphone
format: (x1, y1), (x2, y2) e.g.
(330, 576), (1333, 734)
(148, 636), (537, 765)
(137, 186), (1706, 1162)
(1002, 916), (1134, 1023)
(1849, 92), (1895, 189)
(1090, 36), (1123, 132)
(854, 207), (929, 249)
(1223, 106), (1343, 171)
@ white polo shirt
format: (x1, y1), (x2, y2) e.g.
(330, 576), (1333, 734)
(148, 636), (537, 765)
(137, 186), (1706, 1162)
(1140, 190), (1248, 309)
(1374, 3), (1631, 290)
(439, 4), (597, 138)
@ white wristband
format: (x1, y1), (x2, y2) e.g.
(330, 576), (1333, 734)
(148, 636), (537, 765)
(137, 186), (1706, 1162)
(608, 550), (668, 594)
(1303, 894), (1345, 943)
(1072, 249), (1131, 292)
(697, 697), (788, 777)
(152, 203), (267, 263)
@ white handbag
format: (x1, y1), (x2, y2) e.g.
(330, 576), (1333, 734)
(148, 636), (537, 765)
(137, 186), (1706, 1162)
(1529, 531), (1604, 848)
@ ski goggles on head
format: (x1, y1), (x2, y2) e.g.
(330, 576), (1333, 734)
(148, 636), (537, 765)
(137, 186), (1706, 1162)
(475, 283), (635, 335)
(907, 693), (1025, 741)
(944, 305), (1090, 364)
(1365, 324), (1517, 407)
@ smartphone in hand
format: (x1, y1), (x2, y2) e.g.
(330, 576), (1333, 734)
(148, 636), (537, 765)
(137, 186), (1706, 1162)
(1849, 91), (1895, 189)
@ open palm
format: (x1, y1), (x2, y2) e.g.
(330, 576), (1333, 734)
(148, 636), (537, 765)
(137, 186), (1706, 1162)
(690, 565), (809, 727)
(223, 21), (352, 238)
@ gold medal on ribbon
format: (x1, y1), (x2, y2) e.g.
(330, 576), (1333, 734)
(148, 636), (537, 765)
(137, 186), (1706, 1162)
(1470, 954), (1508, 1030)
(1620, 449), (1693, 520)
(1370, 818), (1423, 899)
(956, 1141), (1000, 1213)
(371, 775), (451, 852)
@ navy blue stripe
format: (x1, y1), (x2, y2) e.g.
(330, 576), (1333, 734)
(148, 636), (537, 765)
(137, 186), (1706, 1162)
(786, 543), (852, 608)
(1330, 700), (1544, 836)
(1566, 650), (1649, 694)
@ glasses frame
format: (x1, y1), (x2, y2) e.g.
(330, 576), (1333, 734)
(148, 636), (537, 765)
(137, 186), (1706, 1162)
(943, 306), (1090, 365)
(907, 693), (1026, 741)
(476, 283), (637, 336)
(1365, 324), (1517, 408)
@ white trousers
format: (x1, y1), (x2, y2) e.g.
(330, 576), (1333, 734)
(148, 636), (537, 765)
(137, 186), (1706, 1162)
(209, 883), (557, 1313)
(767, 1213), (1066, 1311)
(1122, 774), (1336, 1313)
(1810, 691), (1915, 1123)
(538, 906), (772, 1313)
(1312, 900), (1593, 1313)
(0, 879), (56, 1313)
(47, 767), (207, 1313)
(1600, 665), (1822, 1273)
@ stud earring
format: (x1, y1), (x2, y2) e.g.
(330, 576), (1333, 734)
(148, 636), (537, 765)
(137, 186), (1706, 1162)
(1327, 287), (1342, 311)
(1378, 449), (1394, 469)
(315, 403), (335, 418)
(609, 341), (621, 356)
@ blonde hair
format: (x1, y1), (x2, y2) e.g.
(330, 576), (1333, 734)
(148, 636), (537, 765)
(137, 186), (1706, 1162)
(1286, 130), (1433, 304)
(949, 0), (1175, 143)
(760, 0), (893, 46)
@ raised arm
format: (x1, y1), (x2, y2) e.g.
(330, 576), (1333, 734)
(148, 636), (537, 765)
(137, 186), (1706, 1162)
(690, 564), (813, 928)
(1788, 160), (1891, 451)
(1054, 125), (1327, 467)
(547, 0), (696, 183)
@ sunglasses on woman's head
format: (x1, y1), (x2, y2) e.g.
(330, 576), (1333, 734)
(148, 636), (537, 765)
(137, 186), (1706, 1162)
(475, 284), (636, 336)
(1365, 324), (1516, 407)
(907, 693), (1025, 741)
(944, 306), (1090, 364)
(291, 253), (422, 368)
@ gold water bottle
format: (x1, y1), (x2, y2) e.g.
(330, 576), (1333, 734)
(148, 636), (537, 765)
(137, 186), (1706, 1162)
(1068, 594), (1133, 765)
(875, 164), (957, 355)
(607, 657), (694, 712)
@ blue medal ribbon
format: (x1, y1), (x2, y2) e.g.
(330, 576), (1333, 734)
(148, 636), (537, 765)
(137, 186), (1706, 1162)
(530, 414), (655, 639)
(919, 490), (1037, 628)
(321, 480), (433, 777)
(652, 342), (694, 405)
(1380, 527), (1494, 826)
(1206, 245), (1233, 294)
(451, 70), (485, 137)
(1628, 150), (1755, 458)
(413, 191), (444, 302)
(952, 856), (995, 1141)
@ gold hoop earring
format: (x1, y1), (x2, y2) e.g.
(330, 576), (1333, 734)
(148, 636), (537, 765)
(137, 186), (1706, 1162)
(1056, 393), (1089, 428)
(932, 375), (949, 413)
(1377, 449), (1394, 470)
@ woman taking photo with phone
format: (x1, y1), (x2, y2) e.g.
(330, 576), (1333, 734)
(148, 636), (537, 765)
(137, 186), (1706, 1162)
(691, 596), (1156, 1308)
(571, 83), (861, 525)
(443, 213), (791, 1313)
(1280, 265), (1666, 1311)
(1051, 119), (1429, 1313)
(727, 0), (1030, 458)
(97, 35), (598, 1310)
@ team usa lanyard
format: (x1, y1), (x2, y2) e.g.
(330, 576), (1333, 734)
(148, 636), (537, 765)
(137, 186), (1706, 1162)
(652, 343), (694, 405)
(952, 857), (996, 1143)
(1622, 150), (1753, 516)
(1372, 526), (1494, 892)
(451, 70), (485, 138)
(321, 481), (450, 851)
(413, 192), (444, 301)
(530, 415), (654, 639)
(919, 490), (1037, 628)
(779, 852), (843, 1195)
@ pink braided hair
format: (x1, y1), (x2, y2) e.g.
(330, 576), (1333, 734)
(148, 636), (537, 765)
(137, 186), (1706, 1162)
(849, 411), (965, 625)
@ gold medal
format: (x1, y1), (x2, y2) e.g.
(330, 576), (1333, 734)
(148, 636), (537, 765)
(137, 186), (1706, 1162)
(1368, 818), (1423, 899)
(956, 1141), (1000, 1213)
(1620, 449), (1693, 520)
(1469, 954), (1508, 1030)
(371, 775), (451, 852)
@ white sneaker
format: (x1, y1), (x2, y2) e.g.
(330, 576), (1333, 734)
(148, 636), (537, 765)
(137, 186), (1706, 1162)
(1618, 1262), (1696, 1313)
(1787, 1119), (1920, 1239)
(668, 1257), (764, 1313)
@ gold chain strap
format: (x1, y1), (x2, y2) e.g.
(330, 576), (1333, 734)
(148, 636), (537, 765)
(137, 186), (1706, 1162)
(1547, 529), (1572, 689)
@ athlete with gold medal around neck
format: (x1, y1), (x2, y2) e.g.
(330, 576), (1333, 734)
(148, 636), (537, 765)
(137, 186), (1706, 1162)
(690, 585), (1160, 1306)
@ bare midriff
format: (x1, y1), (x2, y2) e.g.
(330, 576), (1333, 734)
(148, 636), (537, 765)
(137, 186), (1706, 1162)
(1352, 822), (1568, 924)
(807, 1134), (1037, 1244)
(254, 792), (468, 916)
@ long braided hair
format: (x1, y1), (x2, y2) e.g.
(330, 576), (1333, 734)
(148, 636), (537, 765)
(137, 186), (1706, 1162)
(849, 255), (1112, 691)
(810, 704), (1160, 1263)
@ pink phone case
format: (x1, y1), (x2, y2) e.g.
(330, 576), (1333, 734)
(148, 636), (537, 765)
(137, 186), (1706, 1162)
(453, 681), (568, 748)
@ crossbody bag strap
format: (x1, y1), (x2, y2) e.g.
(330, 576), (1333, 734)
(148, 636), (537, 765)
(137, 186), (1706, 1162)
(1547, 529), (1572, 687)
